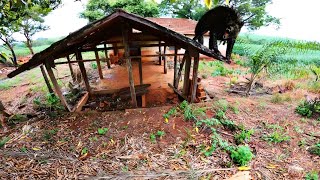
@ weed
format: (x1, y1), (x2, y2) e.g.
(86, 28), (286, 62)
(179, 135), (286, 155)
(0, 137), (10, 148)
(305, 171), (319, 180)
(163, 107), (177, 119)
(264, 122), (284, 131)
(97, 127), (108, 135)
(201, 142), (217, 157)
(196, 118), (221, 127)
(271, 94), (292, 104)
(156, 130), (165, 137)
(81, 147), (88, 155)
(150, 133), (156, 143)
(230, 145), (253, 166)
(294, 126), (304, 134)
(89, 136), (98, 142)
(43, 129), (57, 141)
(20, 146), (27, 153)
(215, 99), (229, 112)
(308, 142), (320, 156)
(298, 139), (307, 147)
(230, 101), (240, 114)
(220, 119), (237, 131)
(91, 62), (98, 69)
(234, 129), (254, 145)
(296, 97), (320, 118)
(262, 131), (290, 143)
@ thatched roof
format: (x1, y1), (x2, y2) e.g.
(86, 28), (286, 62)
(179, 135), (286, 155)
(8, 9), (225, 78)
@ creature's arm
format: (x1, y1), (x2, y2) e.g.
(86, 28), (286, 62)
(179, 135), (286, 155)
(226, 38), (236, 63)
(209, 31), (219, 53)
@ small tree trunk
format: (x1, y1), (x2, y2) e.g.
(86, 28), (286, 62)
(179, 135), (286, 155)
(25, 37), (34, 55)
(7, 43), (18, 66)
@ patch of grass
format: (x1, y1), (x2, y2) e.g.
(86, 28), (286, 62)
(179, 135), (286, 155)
(156, 130), (165, 137)
(81, 147), (88, 155)
(305, 171), (319, 180)
(89, 136), (98, 142)
(234, 129), (254, 145)
(150, 133), (156, 143)
(20, 146), (27, 153)
(295, 98), (320, 118)
(230, 145), (253, 166)
(196, 118), (221, 127)
(270, 93), (292, 104)
(43, 129), (58, 142)
(97, 127), (108, 135)
(163, 107), (177, 119)
(90, 62), (98, 69)
(262, 131), (290, 143)
(0, 137), (10, 148)
(214, 99), (229, 112)
(308, 142), (320, 156)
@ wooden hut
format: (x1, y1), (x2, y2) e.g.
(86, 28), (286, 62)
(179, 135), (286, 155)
(8, 9), (226, 112)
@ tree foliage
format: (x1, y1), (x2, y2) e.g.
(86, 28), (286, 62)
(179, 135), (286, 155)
(160, 0), (280, 30)
(81, 0), (160, 22)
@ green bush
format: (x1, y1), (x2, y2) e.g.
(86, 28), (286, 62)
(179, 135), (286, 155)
(230, 145), (253, 166)
(305, 171), (319, 180)
(234, 129), (254, 145)
(295, 98), (320, 118)
(308, 142), (320, 156)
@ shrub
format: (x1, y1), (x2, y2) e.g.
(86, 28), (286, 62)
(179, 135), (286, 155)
(230, 145), (253, 166)
(295, 98), (320, 118)
(308, 142), (320, 156)
(234, 129), (254, 144)
(305, 171), (319, 180)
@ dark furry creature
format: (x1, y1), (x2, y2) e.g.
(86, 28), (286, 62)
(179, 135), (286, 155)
(194, 6), (244, 62)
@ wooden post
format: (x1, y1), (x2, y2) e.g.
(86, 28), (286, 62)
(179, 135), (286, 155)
(122, 24), (137, 108)
(94, 50), (103, 79)
(191, 54), (200, 103)
(173, 47), (178, 88)
(158, 42), (162, 65)
(182, 52), (191, 96)
(66, 55), (76, 82)
(163, 46), (167, 74)
(39, 65), (54, 94)
(44, 62), (71, 111)
(138, 58), (143, 84)
(113, 43), (118, 56)
(76, 51), (91, 94)
(104, 44), (111, 69)
(175, 50), (188, 88)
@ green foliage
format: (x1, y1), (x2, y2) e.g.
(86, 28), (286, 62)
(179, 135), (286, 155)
(296, 98), (320, 118)
(230, 145), (253, 166)
(33, 93), (65, 112)
(156, 130), (165, 137)
(310, 65), (320, 81)
(163, 107), (177, 119)
(211, 63), (233, 77)
(81, 0), (159, 22)
(196, 118), (221, 127)
(91, 62), (98, 69)
(43, 129), (57, 141)
(234, 129), (254, 145)
(97, 127), (108, 135)
(305, 171), (319, 180)
(150, 133), (156, 143)
(270, 94), (292, 104)
(81, 147), (88, 155)
(0, 137), (10, 148)
(262, 131), (290, 143)
(201, 142), (217, 157)
(308, 142), (320, 156)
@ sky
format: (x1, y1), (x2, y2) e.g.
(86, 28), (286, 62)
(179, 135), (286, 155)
(13, 0), (320, 42)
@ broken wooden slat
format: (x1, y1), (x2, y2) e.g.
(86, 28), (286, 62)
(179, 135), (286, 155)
(44, 62), (71, 112)
(73, 92), (89, 112)
(76, 51), (91, 94)
(163, 45), (167, 74)
(173, 46), (178, 88)
(66, 55), (76, 82)
(39, 65), (54, 94)
(94, 50), (103, 79)
(122, 24), (137, 108)
(191, 54), (200, 103)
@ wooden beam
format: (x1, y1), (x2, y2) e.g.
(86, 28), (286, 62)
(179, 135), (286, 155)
(168, 83), (187, 101)
(66, 55), (76, 82)
(163, 46), (167, 74)
(39, 65), (54, 94)
(104, 44), (111, 69)
(158, 42), (162, 65)
(44, 62), (71, 111)
(138, 58), (143, 84)
(175, 50), (188, 88)
(73, 92), (89, 112)
(173, 47), (178, 88)
(182, 52), (191, 96)
(94, 50), (103, 79)
(191, 54), (200, 103)
(75, 51), (91, 94)
(122, 25), (137, 108)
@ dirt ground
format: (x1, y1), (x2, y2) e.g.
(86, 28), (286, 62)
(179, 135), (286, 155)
(0, 60), (319, 179)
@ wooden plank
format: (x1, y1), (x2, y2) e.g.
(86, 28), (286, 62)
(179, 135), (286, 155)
(191, 54), (200, 103)
(122, 24), (137, 108)
(94, 50), (103, 79)
(39, 65), (54, 94)
(141, 95), (146, 107)
(158, 42), (162, 65)
(76, 51), (91, 94)
(163, 46), (167, 74)
(138, 58), (143, 84)
(66, 55), (76, 82)
(44, 62), (71, 111)
(175, 51), (188, 89)
(173, 47), (178, 88)
(73, 92), (89, 112)
(183, 52), (191, 96)
(104, 44), (111, 69)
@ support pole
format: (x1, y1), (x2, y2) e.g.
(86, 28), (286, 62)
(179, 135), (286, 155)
(191, 54), (200, 103)
(66, 55), (76, 82)
(158, 42), (162, 65)
(44, 62), (71, 111)
(163, 46), (167, 74)
(173, 47), (178, 88)
(182, 52), (191, 97)
(40, 65), (54, 94)
(122, 24), (137, 108)
(175, 50), (188, 88)
(94, 50), (103, 79)
(138, 58), (143, 84)
(104, 44), (111, 69)
(76, 51), (91, 94)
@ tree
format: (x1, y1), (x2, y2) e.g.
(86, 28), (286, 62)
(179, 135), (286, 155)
(159, 0), (280, 30)
(0, 27), (19, 66)
(81, 0), (160, 22)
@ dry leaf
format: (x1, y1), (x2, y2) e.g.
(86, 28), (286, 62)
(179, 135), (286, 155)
(164, 118), (169, 123)
(238, 166), (251, 171)
(32, 147), (41, 151)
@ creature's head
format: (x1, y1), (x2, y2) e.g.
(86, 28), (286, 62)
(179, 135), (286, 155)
(223, 21), (244, 40)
